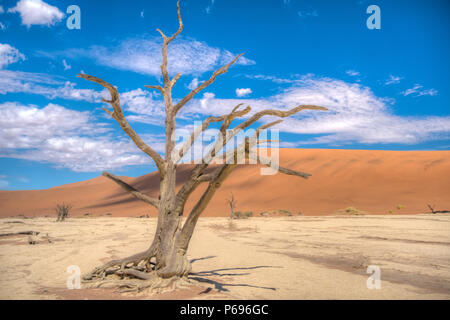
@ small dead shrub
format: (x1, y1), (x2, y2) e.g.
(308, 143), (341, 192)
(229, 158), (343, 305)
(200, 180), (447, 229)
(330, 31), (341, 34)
(56, 203), (72, 222)
(232, 211), (253, 219)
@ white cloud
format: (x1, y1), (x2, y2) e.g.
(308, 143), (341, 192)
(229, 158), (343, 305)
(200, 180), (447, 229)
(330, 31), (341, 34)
(56, 37), (255, 77)
(402, 84), (438, 97)
(0, 43), (25, 69)
(402, 84), (422, 96)
(346, 70), (360, 77)
(385, 75), (402, 85)
(0, 102), (155, 172)
(140, 10), (144, 18)
(120, 88), (165, 126)
(200, 92), (215, 109)
(2, 76), (448, 173)
(0, 68), (164, 124)
(8, 0), (64, 28)
(188, 77), (199, 90)
(180, 76), (450, 145)
(236, 88), (252, 97)
(0, 6), (5, 14)
(0, 69), (106, 102)
(245, 73), (297, 84)
(62, 59), (71, 70)
(273, 79), (448, 144)
(0, 102), (101, 149)
(417, 88), (438, 96)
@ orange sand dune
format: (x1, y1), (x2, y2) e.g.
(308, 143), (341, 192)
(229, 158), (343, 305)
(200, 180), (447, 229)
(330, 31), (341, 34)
(0, 149), (449, 218)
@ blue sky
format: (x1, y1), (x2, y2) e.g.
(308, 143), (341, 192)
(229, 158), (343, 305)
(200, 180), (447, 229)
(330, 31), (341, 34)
(0, 0), (449, 190)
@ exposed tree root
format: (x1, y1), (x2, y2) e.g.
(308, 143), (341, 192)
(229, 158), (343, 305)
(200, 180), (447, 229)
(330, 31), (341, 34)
(83, 267), (192, 294)
(81, 246), (194, 294)
(82, 247), (155, 281)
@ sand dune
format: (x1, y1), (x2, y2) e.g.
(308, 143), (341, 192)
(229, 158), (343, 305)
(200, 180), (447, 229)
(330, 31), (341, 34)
(1, 149), (449, 218)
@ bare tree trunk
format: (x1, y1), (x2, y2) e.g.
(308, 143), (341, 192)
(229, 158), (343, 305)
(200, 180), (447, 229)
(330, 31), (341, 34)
(152, 162), (191, 278)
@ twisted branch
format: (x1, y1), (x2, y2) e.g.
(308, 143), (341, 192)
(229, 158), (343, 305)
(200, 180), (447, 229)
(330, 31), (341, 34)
(77, 73), (166, 177)
(102, 172), (159, 209)
(174, 103), (251, 162)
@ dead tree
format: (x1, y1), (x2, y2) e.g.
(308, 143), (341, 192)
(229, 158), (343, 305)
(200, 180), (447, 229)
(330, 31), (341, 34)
(427, 204), (450, 214)
(78, 1), (327, 292)
(56, 203), (72, 222)
(226, 193), (237, 219)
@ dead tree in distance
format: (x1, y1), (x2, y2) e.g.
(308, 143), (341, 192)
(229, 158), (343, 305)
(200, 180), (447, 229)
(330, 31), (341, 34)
(56, 203), (72, 222)
(226, 193), (237, 219)
(78, 1), (327, 292)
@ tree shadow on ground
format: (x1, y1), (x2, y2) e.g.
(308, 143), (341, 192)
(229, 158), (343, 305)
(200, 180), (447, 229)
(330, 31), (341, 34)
(189, 256), (282, 292)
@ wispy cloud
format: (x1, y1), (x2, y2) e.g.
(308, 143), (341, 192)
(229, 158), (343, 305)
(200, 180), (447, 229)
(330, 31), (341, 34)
(46, 37), (255, 77)
(120, 88), (165, 126)
(181, 75), (450, 146)
(2, 75), (449, 172)
(402, 84), (438, 97)
(385, 75), (402, 85)
(62, 59), (71, 70)
(346, 70), (360, 77)
(8, 0), (64, 28)
(244, 73), (301, 84)
(0, 43), (105, 102)
(0, 69), (107, 102)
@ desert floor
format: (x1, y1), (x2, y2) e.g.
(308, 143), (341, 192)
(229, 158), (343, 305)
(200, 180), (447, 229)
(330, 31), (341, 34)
(0, 214), (449, 300)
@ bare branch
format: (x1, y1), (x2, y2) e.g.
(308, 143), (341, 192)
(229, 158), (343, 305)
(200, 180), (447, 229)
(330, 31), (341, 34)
(102, 172), (159, 209)
(157, 0), (184, 87)
(77, 73), (166, 177)
(173, 104), (251, 209)
(202, 105), (327, 165)
(166, 1), (184, 45)
(174, 103), (250, 162)
(249, 154), (311, 179)
(235, 105), (327, 133)
(213, 119), (312, 179)
(196, 172), (217, 182)
(144, 85), (164, 94)
(171, 73), (182, 87)
(174, 53), (245, 115)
